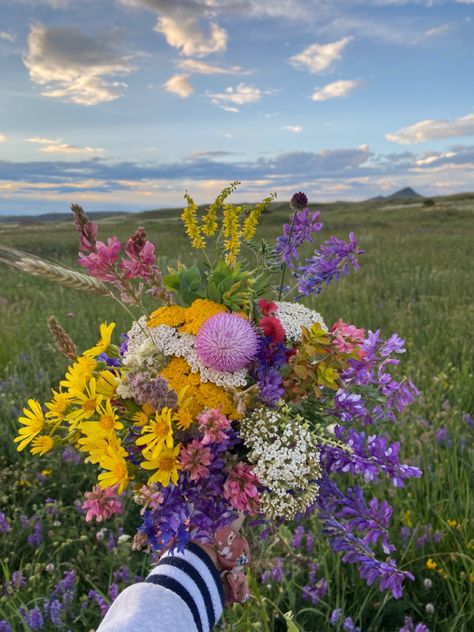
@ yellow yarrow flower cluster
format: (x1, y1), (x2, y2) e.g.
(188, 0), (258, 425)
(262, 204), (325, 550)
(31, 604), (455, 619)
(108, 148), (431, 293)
(148, 299), (226, 335)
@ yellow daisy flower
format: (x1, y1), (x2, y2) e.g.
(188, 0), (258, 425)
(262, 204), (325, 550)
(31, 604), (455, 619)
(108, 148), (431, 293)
(98, 445), (130, 494)
(14, 399), (45, 452)
(30, 435), (54, 456)
(79, 400), (123, 440)
(96, 370), (120, 398)
(136, 407), (174, 458)
(84, 322), (116, 358)
(141, 444), (181, 487)
(60, 356), (97, 393)
(45, 389), (71, 424)
(67, 378), (103, 425)
(132, 402), (154, 427)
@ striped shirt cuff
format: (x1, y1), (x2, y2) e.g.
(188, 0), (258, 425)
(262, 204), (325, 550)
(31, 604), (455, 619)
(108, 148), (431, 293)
(147, 543), (224, 632)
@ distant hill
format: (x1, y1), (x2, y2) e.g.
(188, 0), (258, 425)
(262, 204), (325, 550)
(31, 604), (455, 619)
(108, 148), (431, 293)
(367, 187), (423, 203)
(0, 210), (129, 224)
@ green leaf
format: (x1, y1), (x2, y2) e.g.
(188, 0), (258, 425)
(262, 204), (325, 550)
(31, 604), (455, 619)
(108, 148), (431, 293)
(284, 611), (300, 632)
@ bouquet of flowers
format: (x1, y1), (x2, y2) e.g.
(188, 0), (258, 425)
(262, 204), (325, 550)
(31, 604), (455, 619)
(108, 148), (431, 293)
(10, 183), (421, 599)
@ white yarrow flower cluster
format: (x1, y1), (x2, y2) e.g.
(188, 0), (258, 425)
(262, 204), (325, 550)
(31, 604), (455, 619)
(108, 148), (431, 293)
(122, 317), (247, 388)
(241, 407), (321, 519)
(275, 301), (327, 342)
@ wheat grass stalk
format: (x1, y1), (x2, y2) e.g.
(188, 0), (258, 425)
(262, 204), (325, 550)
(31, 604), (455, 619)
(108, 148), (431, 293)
(47, 315), (78, 360)
(0, 246), (109, 296)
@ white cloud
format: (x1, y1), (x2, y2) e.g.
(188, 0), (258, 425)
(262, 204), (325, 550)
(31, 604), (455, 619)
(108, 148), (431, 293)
(312, 79), (362, 101)
(0, 31), (15, 43)
(290, 37), (353, 74)
(422, 24), (450, 39)
(283, 125), (304, 133)
(26, 136), (104, 154)
(0, 133), (6, 142)
(24, 24), (138, 105)
(120, 0), (227, 57)
(387, 113), (474, 144)
(163, 74), (194, 97)
(208, 83), (267, 111)
(176, 59), (250, 75)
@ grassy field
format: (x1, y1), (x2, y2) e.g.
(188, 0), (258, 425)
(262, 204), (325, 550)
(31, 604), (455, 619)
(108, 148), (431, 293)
(0, 194), (473, 631)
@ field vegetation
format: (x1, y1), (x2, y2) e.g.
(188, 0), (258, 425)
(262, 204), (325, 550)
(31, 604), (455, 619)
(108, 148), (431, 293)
(0, 194), (473, 631)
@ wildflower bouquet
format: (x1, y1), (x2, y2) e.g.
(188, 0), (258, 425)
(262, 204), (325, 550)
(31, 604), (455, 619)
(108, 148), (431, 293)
(11, 183), (421, 599)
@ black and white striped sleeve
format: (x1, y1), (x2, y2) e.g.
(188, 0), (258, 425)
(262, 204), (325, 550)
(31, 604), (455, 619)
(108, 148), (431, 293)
(96, 543), (225, 632)
(148, 542), (225, 632)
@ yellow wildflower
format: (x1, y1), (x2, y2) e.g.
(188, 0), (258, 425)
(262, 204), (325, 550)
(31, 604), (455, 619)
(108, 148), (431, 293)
(242, 193), (276, 241)
(84, 322), (116, 358)
(96, 370), (120, 398)
(30, 435), (54, 456)
(222, 203), (241, 267)
(179, 299), (227, 335)
(98, 445), (130, 494)
(67, 377), (103, 425)
(177, 408), (193, 430)
(201, 181), (240, 237)
(136, 408), (174, 458)
(426, 558), (438, 570)
(141, 444), (181, 487)
(148, 305), (187, 329)
(14, 399), (45, 452)
(132, 402), (154, 427)
(61, 356), (97, 393)
(403, 510), (413, 528)
(447, 519), (459, 528)
(41, 469), (52, 477)
(45, 389), (71, 424)
(80, 400), (123, 440)
(182, 192), (205, 249)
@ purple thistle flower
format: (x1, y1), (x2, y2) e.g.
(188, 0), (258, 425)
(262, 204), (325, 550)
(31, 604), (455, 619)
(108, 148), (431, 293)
(295, 232), (363, 297)
(290, 191), (309, 210)
(196, 313), (258, 372)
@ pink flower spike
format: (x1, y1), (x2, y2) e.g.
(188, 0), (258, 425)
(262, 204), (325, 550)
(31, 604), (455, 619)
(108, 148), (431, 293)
(122, 227), (158, 280)
(198, 409), (232, 445)
(79, 237), (122, 282)
(83, 485), (123, 522)
(180, 440), (212, 482)
(196, 313), (258, 373)
(224, 463), (260, 514)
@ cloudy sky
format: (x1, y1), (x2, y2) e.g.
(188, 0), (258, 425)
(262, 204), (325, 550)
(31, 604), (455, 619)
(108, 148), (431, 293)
(1, 0), (473, 215)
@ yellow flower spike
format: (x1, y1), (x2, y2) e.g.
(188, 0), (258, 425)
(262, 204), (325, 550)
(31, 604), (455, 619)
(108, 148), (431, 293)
(242, 192), (276, 241)
(98, 445), (130, 494)
(60, 356), (97, 393)
(136, 408), (175, 458)
(45, 389), (71, 424)
(14, 399), (45, 452)
(222, 203), (242, 267)
(141, 444), (182, 487)
(202, 181), (241, 237)
(30, 435), (54, 456)
(84, 322), (116, 358)
(182, 192), (205, 249)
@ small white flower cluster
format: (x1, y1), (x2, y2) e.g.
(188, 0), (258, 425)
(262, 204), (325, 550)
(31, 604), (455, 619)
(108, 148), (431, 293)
(122, 317), (247, 388)
(241, 407), (321, 519)
(275, 301), (327, 342)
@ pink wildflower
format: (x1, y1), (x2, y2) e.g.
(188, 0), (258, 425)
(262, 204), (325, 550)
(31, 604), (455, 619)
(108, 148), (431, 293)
(196, 313), (258, 372)
(180, 440), (212, 482)
(133, 485), (164, 515)
(224, 463), (260, 514)
(331, 319), (366, 354)
(79, 237), (122, 282)
(122, 227), (157, 280)
(83, 485), (123, 522)
(198, 409), (232, 445)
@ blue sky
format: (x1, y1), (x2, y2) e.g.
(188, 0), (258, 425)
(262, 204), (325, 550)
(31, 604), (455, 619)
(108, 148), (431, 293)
(0, 0), (473, 215)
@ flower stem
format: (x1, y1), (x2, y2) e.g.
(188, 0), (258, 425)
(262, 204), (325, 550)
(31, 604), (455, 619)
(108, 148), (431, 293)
(277, 207), (297, 300)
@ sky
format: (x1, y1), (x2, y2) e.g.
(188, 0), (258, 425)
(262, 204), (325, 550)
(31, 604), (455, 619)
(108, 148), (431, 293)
(0, 0), (473, 215)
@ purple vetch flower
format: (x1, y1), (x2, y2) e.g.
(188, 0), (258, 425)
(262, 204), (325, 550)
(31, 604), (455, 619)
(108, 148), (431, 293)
(22, 607), (44, 630)
(126, 372), (177, 411)
(0, 512), (11, 534)
(113, 566), (130, 583)
(108, 583), (119, 601)
(302, 576), (327, 605)
(291, 526), (305, 548)
(262, 557), (285, 584)
(196, 313), (258, 372)
(295, 232), (363, 297)
(0, 621), (12, 632)
(343, 617), (361, 632)
(61, 445), (81, 464)
(27, 519), (43, 546)
(10, 571), (26, 592)
(49, 599), (63, 626)
(88, 590), (110, 616)
(119, 333), (129, 357)
(97, 352), (122, 367)
(275, 207), (323, 268)
(330, 609), (343, 625)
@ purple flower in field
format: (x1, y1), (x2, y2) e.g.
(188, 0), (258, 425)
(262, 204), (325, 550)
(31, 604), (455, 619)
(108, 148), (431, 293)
(108, 582), (119, 601)
(119, 333), (129, 357)
(343, 617), (361, 632)
(113, 566), (130, 583)
(27, 519), (43, 546)
(302, 577), (328, 605)
(0, 512), (11, 534)
(276, 207), (323, 267)
(97, 352), (122, 367)
(331, 609), (343, 625)
(22, 607), (44, 630)
(295, 232), (363, 297)
(436, 427), (451, 446)
(196, 313), (258, 372)
(88, 590), (110, 616)
(10, 571), (26, 592)
(0, 621), (12, 632)
(61, 445), (81, 464)
(121, 227), (157, 280)
(291, 526), (305, 549)
(49, 599), (63, 626)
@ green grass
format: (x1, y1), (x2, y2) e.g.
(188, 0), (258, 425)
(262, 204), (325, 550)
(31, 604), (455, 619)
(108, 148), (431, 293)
(0, 195), (473, 631)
